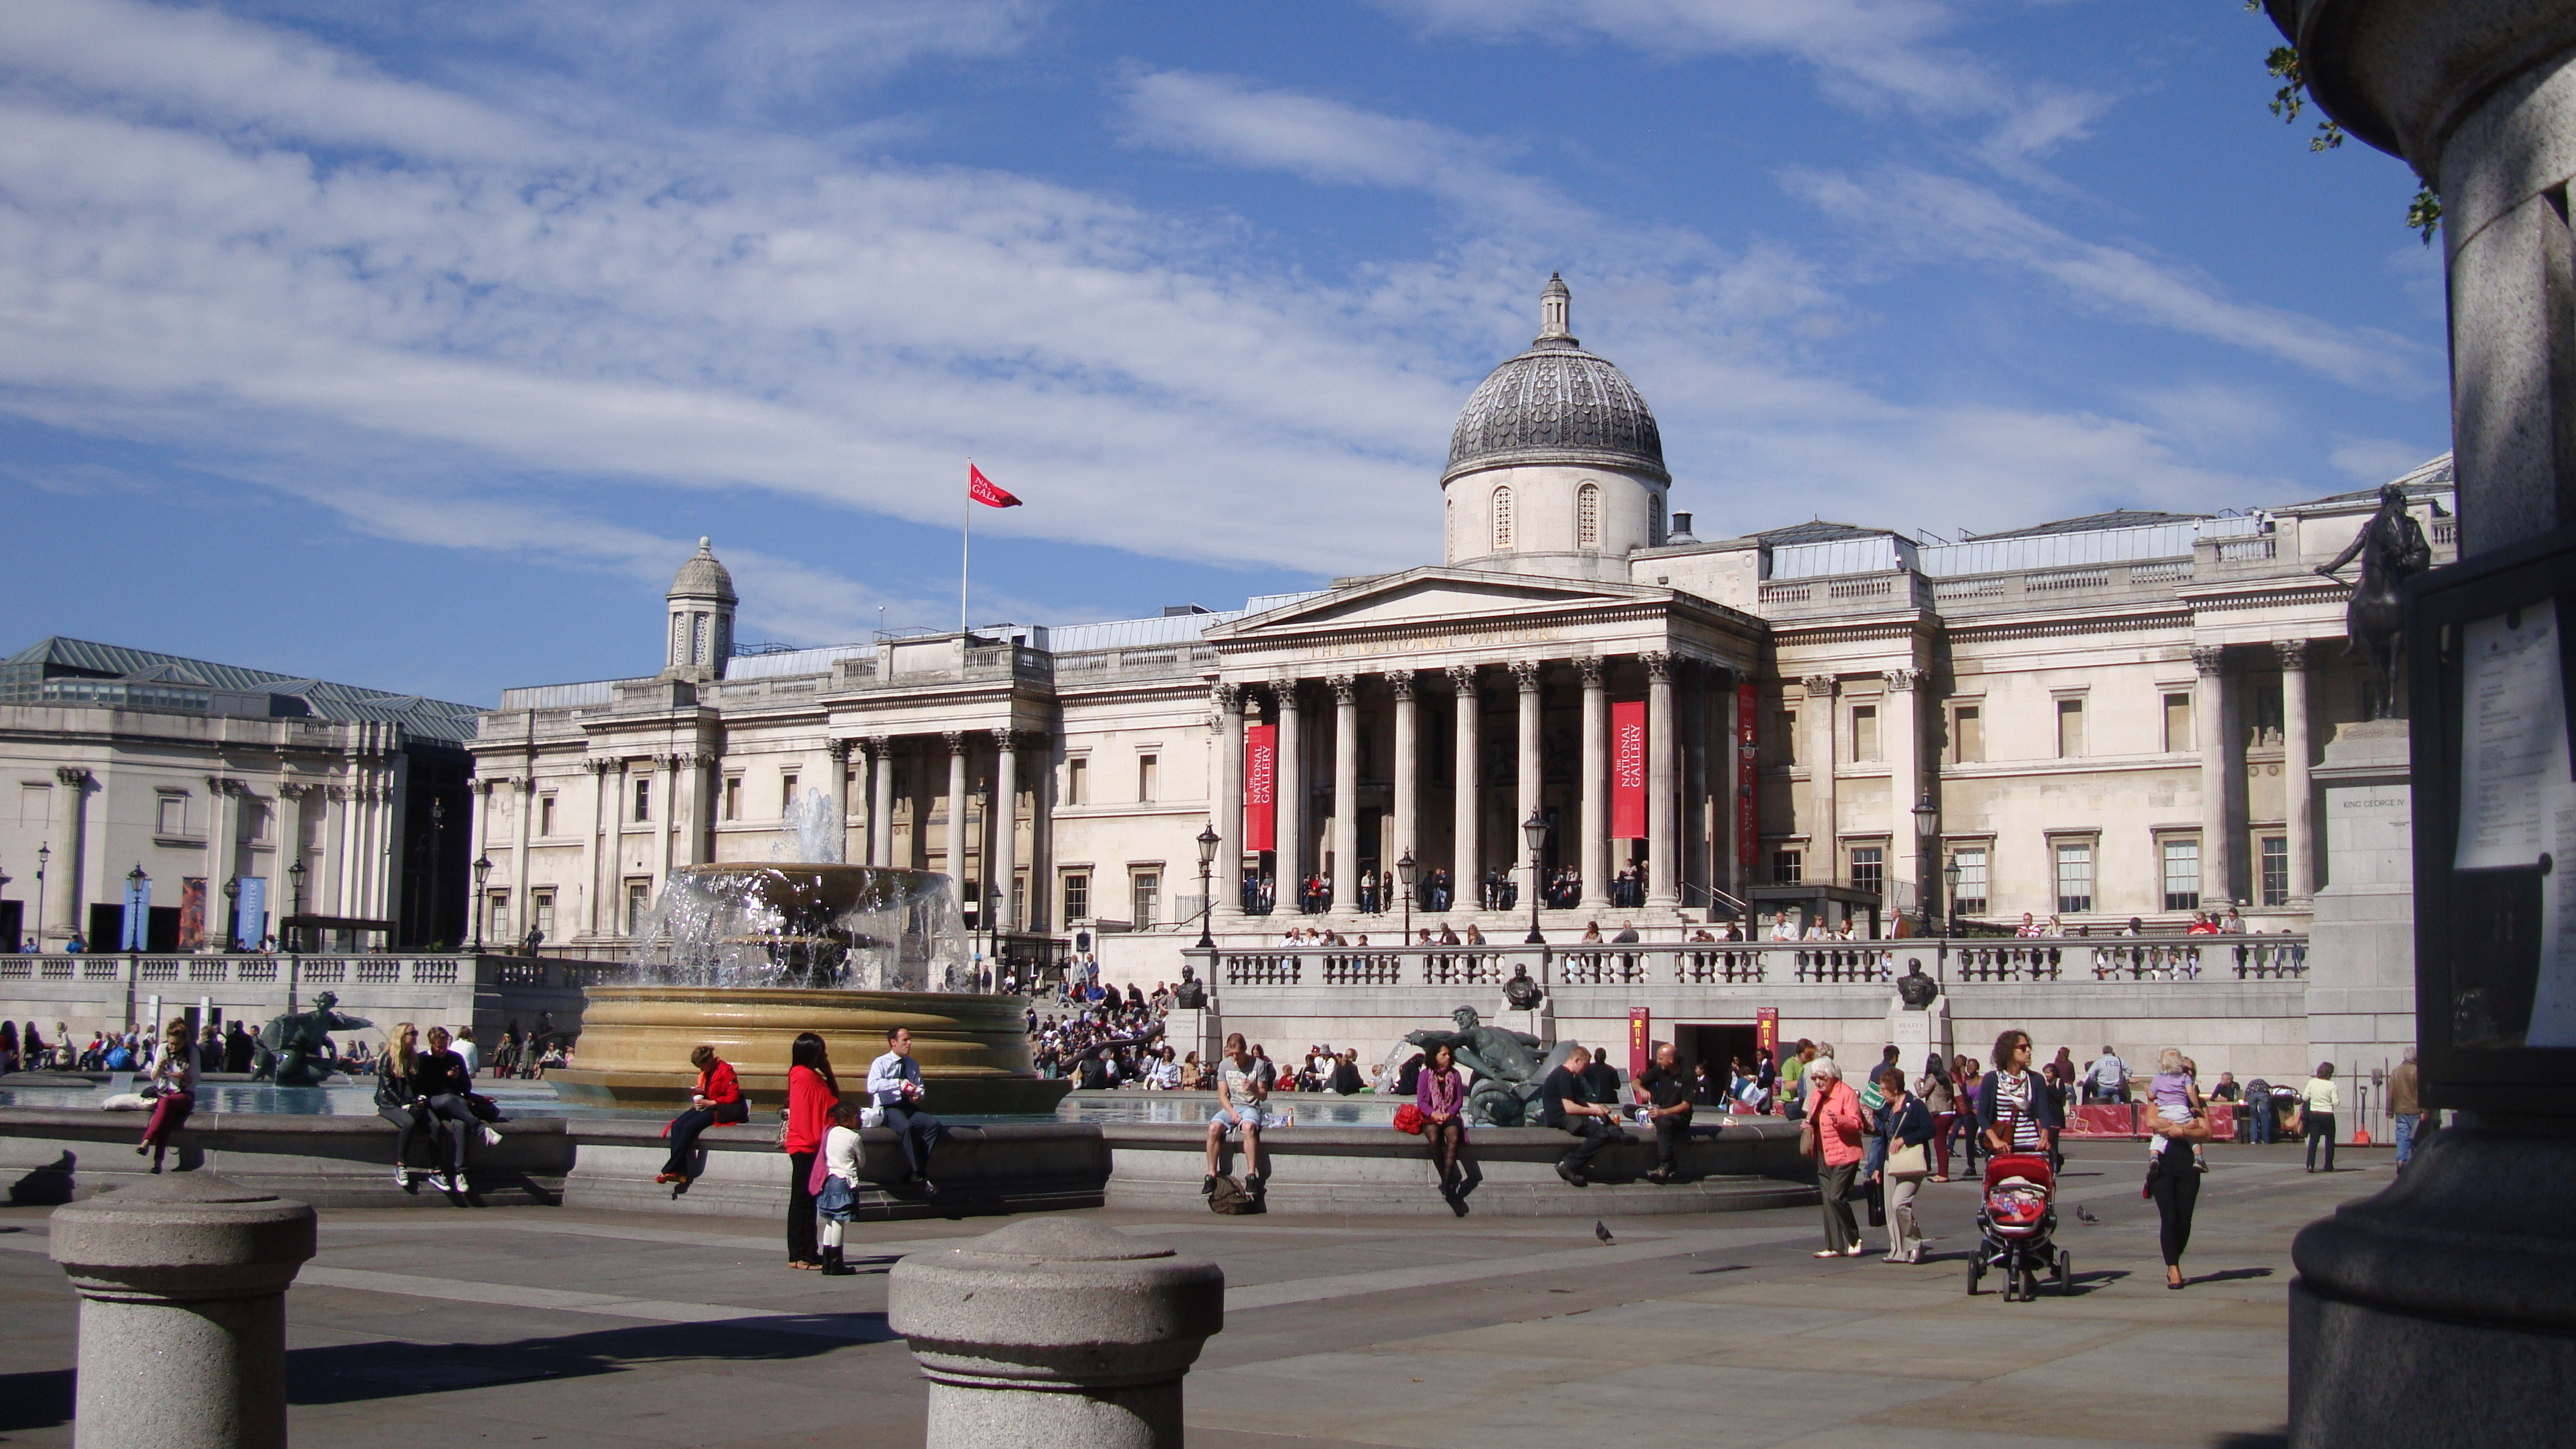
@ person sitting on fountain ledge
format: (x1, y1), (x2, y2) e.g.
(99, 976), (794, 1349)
(866, 1027), (946, 1190)
(1542, 1045), (1621, 1187)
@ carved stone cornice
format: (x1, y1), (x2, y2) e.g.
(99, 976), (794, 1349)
(1509, 659), (1543, 693)
(1445, 664), (1478, 695)
(1575, 656), (1606, 689)
(1386, 670), (1416, 702)
(1884, 668), (1923, 693)
(1211, 681), (1242, 713)
(55, 766), (91, 788)
(1800, 673), (1837, 697)
(826, 738), (854, 762)
(866, 734), (891, 755)
(1642, 651), (1673, 682)
(1270, 673), (1299, 710)
(943, 731), (968, 757)
(1326, 674), (1358, 704)
(991, 728), (1020, 754)
(585, 757), (615, 775)
(326, 785), (348, 802)
(2191, 644), (2229, 676)
(2274, 639), (2311, 672)
(278, 781), (310, 800)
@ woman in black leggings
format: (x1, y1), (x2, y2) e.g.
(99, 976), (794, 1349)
(2147, 1054), (2213, 1289)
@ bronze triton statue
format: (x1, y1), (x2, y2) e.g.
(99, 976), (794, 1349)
(1403, 1006), (1581, 1126)
(253, 990), (373, 1086)
(2315, 482), (2433, 720)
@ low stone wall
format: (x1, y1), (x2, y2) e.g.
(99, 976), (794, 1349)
(559, 1118), (1110, 1221)
(1101, 1117), (1816, 1217)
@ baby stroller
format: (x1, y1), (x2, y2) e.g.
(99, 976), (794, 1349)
(1967, 1152), (2072, 1301)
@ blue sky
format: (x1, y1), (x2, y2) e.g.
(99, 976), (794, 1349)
(0, 1), (2445, 706)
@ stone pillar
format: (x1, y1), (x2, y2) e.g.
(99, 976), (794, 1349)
(1448, 665), (1479, 897)
(47, 767), (89, 944)
(2278, 640), (2314, 901)
(1720, 670), (1744, 903)
(990, 731), (1019, 931)
(1389, 672), (1419, 884)
(1327, 674), (1358, 907)
(1683, 666), (1708, 908)
(1886, 669), (1924, 926)
(1803, 676), (1838, 896)
(1212, 687), (1244, 921)
(1511, 660), (1544, 910)
(1273, 677), (1304, 886)
(334, 781), (360, 922)
(944, 733), (971, 900)
(49, 1172), (317, 1449)
(870, 736), (895, 868)
(828, 739), (856, 865)
(651, 756), (676, 900)
(580, 759), (607, 936)
(889, 1218), (1223, 1449)
(2192, 645), (2233, 909)
(1578, 656), (1611, 911)
(1646, 653), (1678, 907)
(205, 776), (237, 935)
(510, 773), (535, 939)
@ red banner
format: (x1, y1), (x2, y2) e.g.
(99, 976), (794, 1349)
(1611, 698), (1647, 839)
(1243, 723), (1276, 853)
(1736, 678), (1758, 892)
(1628, 1007), (1651, 1090)
(1756, 1007), (1780, 1065)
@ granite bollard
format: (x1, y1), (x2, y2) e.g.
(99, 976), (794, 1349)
(48, 1173), (318, 1449)
(888, 1218), (1223, 1449)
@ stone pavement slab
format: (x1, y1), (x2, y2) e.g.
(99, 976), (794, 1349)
(0, 1140), (2383, 1448)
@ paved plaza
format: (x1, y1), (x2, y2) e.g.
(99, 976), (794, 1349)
(1, 1140), (2381, 1449)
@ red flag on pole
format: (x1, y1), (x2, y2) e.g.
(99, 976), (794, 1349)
(968, 464), (1022, 509)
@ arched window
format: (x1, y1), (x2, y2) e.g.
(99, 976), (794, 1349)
(1576, 482), (1601, 548)
(1649, 494), (1665, 547)
(1492, 486), (1514, 551)
(671, 614), (688, 667)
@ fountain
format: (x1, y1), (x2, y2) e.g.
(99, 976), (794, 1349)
(546, 791), (1070, 1115)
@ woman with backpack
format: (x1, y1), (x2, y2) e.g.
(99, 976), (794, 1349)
(783, 1032), (841, 1270)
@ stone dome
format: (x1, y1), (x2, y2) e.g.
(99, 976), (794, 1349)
(1443, 274), (1667, 485)
(668, 537), (737, 603)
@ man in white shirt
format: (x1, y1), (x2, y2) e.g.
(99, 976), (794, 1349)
(865, 1026), (947, 1187)
(450, 1027), (481, 1075)
(1202, 1032), (1268, 1194)
(2085, 1047), (2129, 1104)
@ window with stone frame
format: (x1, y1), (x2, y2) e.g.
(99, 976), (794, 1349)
(779, 773), (798, 816)
(2260, 835), (2290, 907)
(1950, 846), (1989, 915)
(1848, 845), (1883, 898)
(2055, 698), (2086, 758)
(1062, 870), (1090, 923)
(1131, 870), (1160, 928)
(156, 793), (186, 836)
(539, 793), (557, 837)
(625, 881), (651, 935)
(1576, 482), (1601, 548)
(2163, 836), (2202, 911)
(1137, 753), (1158, 803)
(1951, 704), (1982, 764)
(1492, 486), (1514, 550)
(532, 890), (556, 940)
(1850, 704), (1880, 762)
(1067, 756), (1087, 806)
(1770, 848), (1803, 886)
(723, 775), (742, 821)
(2163, 692), (2194, 753)
(633, 777), (652, 823)
(2054, 840), (2094, 915)
(1649, 493), (1665, 546)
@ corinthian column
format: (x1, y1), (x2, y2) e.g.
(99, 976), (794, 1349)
(991, 729), (1020, 931)
(2277, 640), (2313, 903)
(1578, 657), (1611, 910)
(1328, 674), (1358, 909)
(828, 739), (855, 864)
(944, 732), (971, 900)
(1448, 665), (1479, 899)
(46, 768), (90, 944)
(1803, 675), (1839, 888)
(1273, 676), (1304, 886)
(1390, 672), (1419, 883)
(1511, 660), (1544, 909)
(1212, 684), (1245, 920)
(869, 737), (895, 867)
(2192, 646), (2233, 907)
(1646, 653), (1678, 907)
(1885, 668), (1925, 922)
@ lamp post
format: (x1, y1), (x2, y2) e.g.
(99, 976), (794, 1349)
(1520, 809), (1548, 946)
(1193, 823), (1220, 951)
(223, 876), (241, 953)
(1396, 849), (1417, 948)
(287, 857), (306, 954)
(126, 863), (148, 957)
(1943, 859), (1962, 937)
(471, 854), (493, 951)
(34, 842), (47, 946)
(426, 795), (445, 951)
(0, 859), (12, 953)
(1911, 789), (1939, 939)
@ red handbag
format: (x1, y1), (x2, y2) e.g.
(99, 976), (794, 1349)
(1392, 1103), (1426, 1135)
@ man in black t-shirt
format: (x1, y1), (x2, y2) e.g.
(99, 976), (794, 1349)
(1581, 1053), (1623, 1105)
(1543, 1045), (1621, 1187)
(1636, 1042), (1695, 1183)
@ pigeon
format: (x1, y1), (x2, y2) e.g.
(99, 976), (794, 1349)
(1594, 1220), (1615, 1245)
(2075, 1205), (2099, 1224)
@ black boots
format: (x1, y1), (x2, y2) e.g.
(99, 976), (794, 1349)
(820, 1245), (855, 1276)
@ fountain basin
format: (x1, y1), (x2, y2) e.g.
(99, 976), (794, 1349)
(548, 984), (1070, 1116)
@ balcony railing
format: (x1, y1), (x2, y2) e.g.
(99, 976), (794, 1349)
(0, 953), (602, 990)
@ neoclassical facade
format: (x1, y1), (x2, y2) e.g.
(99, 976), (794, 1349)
(468, 280), (2456, 957)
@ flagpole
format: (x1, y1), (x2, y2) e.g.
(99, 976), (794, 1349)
(961, 458), (972, 639)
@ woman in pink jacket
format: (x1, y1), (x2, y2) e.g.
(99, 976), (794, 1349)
(1807, 1057), (1869, 1258)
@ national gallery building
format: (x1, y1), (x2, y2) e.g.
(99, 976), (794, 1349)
(468, 277), (2455, 968)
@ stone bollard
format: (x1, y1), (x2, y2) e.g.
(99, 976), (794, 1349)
(889, 1218), (1223, 1449)
(49, 1173), (318, 1449)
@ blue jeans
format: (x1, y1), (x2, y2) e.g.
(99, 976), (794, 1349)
(2249, 1099), (2276, 1145)
(2393, 1112), (2419, 1167)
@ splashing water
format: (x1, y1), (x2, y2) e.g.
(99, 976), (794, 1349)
(775, 787), (845, 865)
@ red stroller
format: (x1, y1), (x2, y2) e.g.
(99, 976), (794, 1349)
(1967, 1152), (2072, 1301)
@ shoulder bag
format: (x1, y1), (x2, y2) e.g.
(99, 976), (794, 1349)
(1886, 1103), (1930, 1176)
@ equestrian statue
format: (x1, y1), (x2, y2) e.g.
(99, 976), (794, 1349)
(2314, 482), (2433, 720)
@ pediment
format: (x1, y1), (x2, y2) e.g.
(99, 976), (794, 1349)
(1209, 567), (1661, 640)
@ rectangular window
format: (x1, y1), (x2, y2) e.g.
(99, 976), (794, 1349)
(1951, 847), (1989, 916)
(2261, 835), (2290, 907)
(1770, 848), (1803, 886)
(723, 776), (742, 821)
(1849, 846), (1883, 898)
(1067, 757), (1087, 806)
(633, 778), (652, 823)
(488, 892), (511, 942)
(779, 773), (798, 815)
(2055, 842), (2094, 915)
(1062, 871), (1090, 923)
(157, 795), (186, 835)
(1137, 753), (1158, 803)
(539, 794), (557, 837)
(625, 881), (651, 935)
(2163, 838), (2202, 912)
(2163, 693), (2194, 753)
(1952, 705), (1982, 765)
(2056, 698), (2086, 758)
(1850, 706), (1880, 763)
(532, 890), (556, 940)
(1131, 871), (1160, 928)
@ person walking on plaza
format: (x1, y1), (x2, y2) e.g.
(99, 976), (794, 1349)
(1203, 1032), (1268, 1194)
(1872, 1064), (1935, 1263)
(136, 1018), (196, 1173)
(867, 1026), (947, 1189)
(1637, 1042), (1694, 1184)
(1917, 1053), (1959, 1181)
(784, 1032), (840, 1270)
(1416, 1041), (1469, 1199)
(2146, 1045), (2214, 1289)
(2388, 1049), (2422, 1170)
(815, 1100), (864, 1276)
(657, 1045), (746, 1185)
(1543, 1045), (1621, 1187)
(1979, 1030), (2060, 1161)
(1805, 1057), (1866, 1257)
(2301, 1063), (2340, 1173)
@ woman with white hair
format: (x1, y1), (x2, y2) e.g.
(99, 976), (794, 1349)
(1802, 1056), (1869, 1257)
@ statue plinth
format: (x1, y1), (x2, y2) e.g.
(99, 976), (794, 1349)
(2305, 720), (2414, 1072)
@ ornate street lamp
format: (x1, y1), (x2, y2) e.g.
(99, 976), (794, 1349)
(471, 853), (493, 951)
(126, 864), (148, 957)
(1943, 858), (1962, 938)
(0, 859), (12, 952)
(223, 875), (241, 953)
(1521, 809), (1549, 946)
(1194, 823), (1221, 951)
(1396, 849), (1417, 948)
(1912, 789), (1940, 938)
(34, 842), (47, 946)
(287, 857), (307, 954)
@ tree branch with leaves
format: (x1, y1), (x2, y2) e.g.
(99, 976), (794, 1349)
(2253, 7), (2442, 243)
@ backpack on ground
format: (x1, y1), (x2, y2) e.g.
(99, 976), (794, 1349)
(1208, 1174), (1262, 1215)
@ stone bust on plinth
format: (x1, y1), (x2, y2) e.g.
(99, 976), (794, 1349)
(1172, 965), (1206, 1010)
(1895, 960), (1940, 1011)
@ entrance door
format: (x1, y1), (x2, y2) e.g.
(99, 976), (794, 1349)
(1674, 1023), (1764, 1093)
(0, 900), (19, 952)
(88, 903), (124, 951)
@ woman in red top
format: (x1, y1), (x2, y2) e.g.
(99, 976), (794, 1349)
(784, 1032), (841, 1270)
(656, 1045), (748, 1186)
(1806, 1058), (1869, 1258)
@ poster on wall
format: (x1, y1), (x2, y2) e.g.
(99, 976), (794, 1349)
(236, 877), (268, 951)
(1755, 1007), (1780, 1064)
(1611, 699), (1647, 839)
(1628, 1006), (1651, 1082)
(1243, 722), (1276, 854)
(178, 879), (206, 951)
(2452, 601), (2576, 1047)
